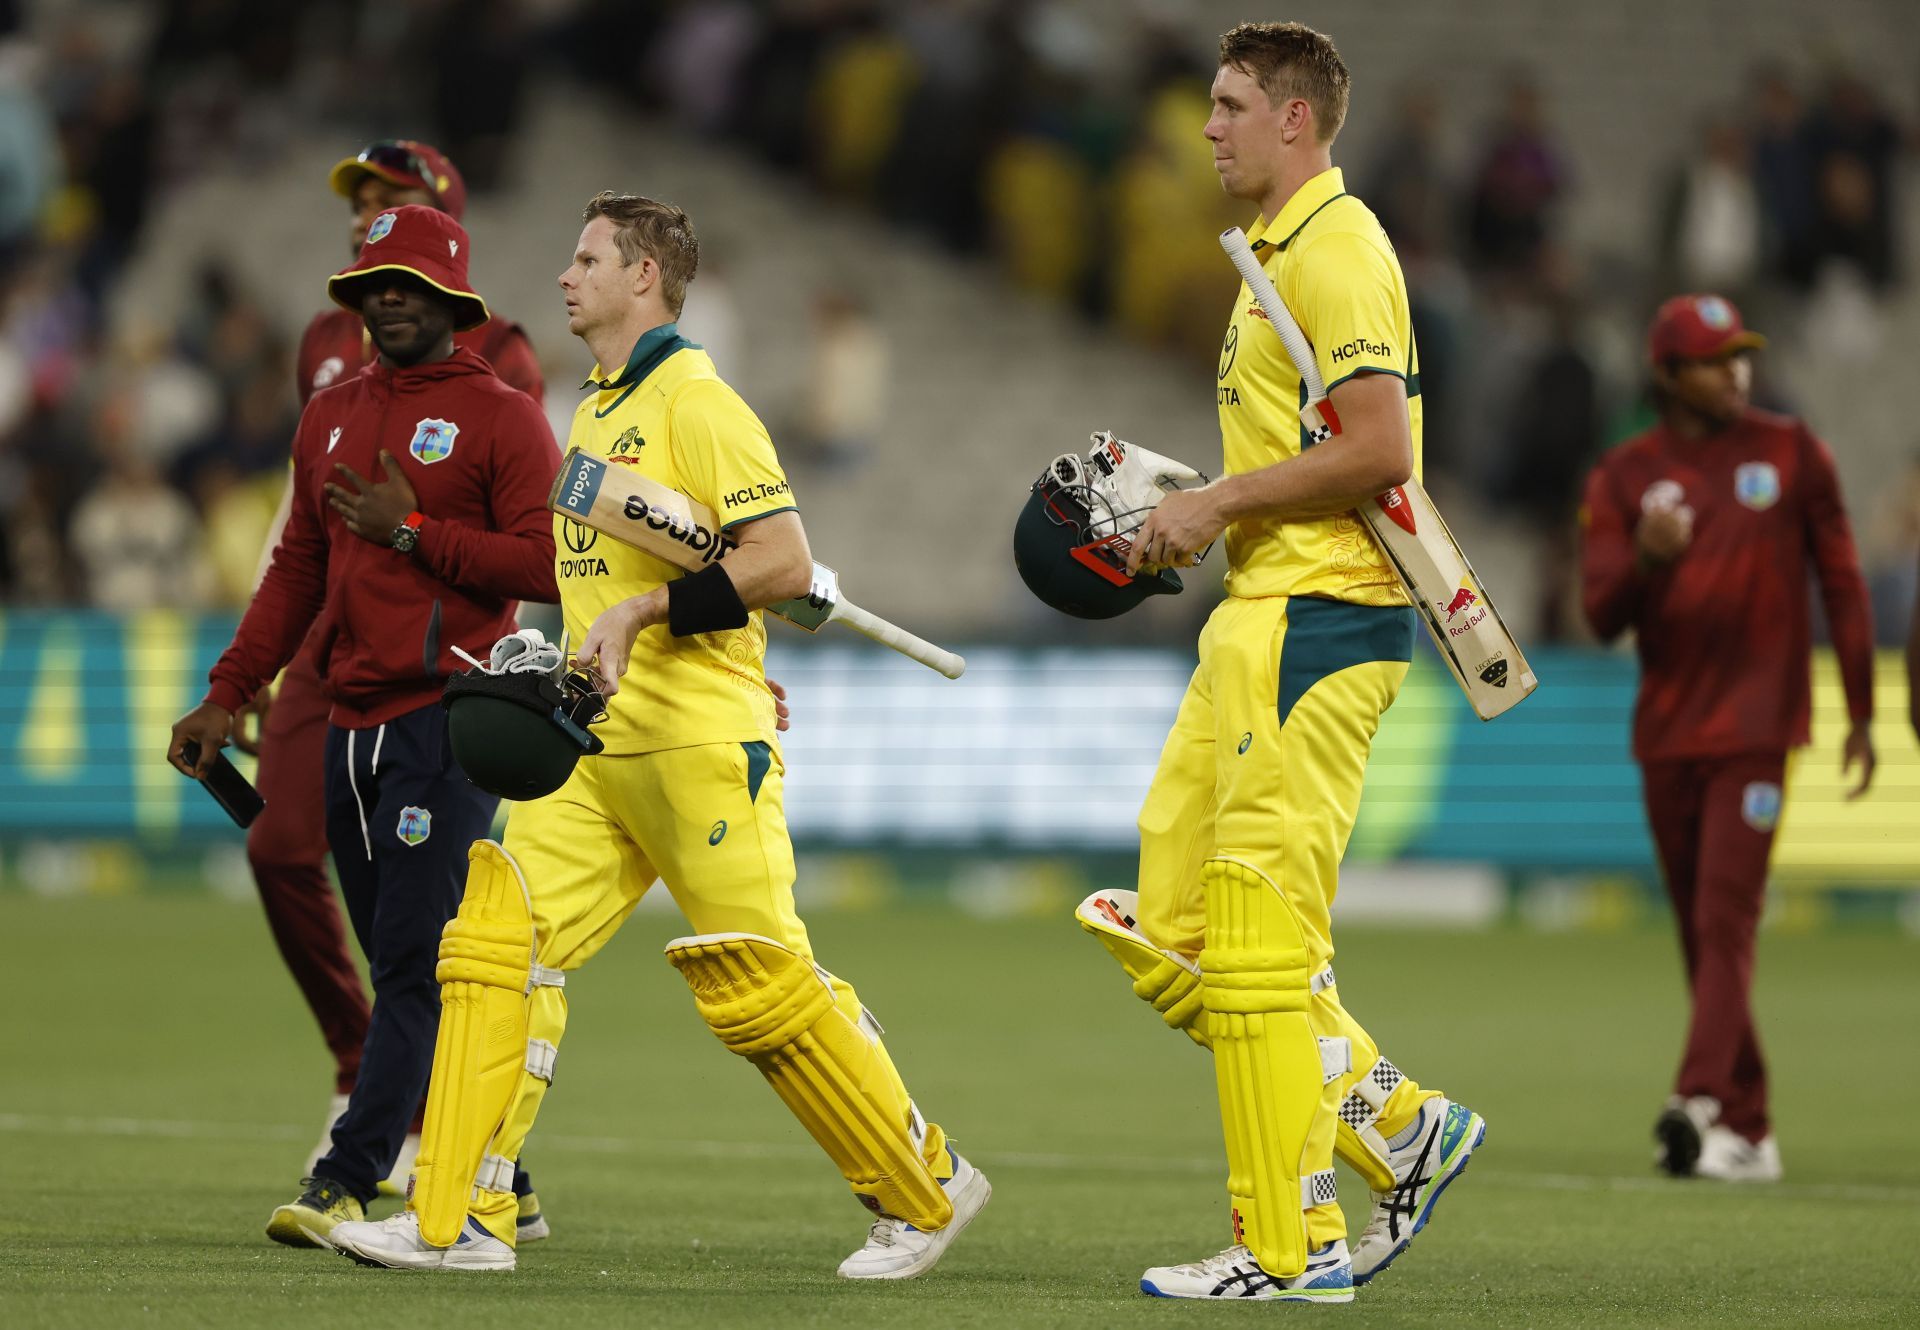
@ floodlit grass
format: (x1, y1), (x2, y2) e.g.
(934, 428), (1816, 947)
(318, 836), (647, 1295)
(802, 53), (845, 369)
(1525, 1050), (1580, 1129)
(4, 893), (1917, 1327)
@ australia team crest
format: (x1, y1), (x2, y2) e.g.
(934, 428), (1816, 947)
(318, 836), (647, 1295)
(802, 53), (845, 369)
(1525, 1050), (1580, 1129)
(1734, 462), (1780, 511)
(410, 417), (459, 464)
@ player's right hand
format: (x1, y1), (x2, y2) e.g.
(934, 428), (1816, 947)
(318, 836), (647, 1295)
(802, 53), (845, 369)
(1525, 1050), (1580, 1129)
(1635, 505), (1693, 566)
(168, 702), (234, 778)
(230, 688), (272, 757)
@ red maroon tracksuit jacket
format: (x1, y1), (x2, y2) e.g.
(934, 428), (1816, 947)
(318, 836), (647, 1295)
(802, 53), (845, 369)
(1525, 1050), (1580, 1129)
(1581, 406), (1873, 760)
(208, 345), (561, 724)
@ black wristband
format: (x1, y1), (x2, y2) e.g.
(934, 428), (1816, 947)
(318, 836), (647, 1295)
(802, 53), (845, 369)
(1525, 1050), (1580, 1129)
(666, 562), (750, 636)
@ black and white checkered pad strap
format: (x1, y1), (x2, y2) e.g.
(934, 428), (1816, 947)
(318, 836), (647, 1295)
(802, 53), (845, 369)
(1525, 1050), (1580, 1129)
(1338, 1056), (1405, 1134)
(1303, 1169), (1340, 1208)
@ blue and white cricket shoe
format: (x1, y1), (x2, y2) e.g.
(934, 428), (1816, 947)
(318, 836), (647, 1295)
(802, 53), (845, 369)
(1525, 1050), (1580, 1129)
(837, 1151), (992, 1279)
(330, 1210), (514, 1271)
(1351, 1098), (1486, 1286)
(1141, 1239), (1354, 1302)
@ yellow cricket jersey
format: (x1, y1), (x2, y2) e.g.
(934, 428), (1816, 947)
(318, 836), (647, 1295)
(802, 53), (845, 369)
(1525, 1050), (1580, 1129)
(559, 323), (794, 754)
(1217, 167), (1422, 605)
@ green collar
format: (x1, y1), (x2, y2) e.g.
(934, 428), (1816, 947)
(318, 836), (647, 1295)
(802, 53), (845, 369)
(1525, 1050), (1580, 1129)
(1247, 166), (1348, 254)
(583, 322), (697, 391)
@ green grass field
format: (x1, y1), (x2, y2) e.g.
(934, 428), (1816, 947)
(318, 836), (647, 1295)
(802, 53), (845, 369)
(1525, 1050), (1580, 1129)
(4, 892), (1918, 1328)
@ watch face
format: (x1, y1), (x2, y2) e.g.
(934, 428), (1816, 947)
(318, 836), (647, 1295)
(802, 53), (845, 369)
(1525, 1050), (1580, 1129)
(392, 525), (419, 552)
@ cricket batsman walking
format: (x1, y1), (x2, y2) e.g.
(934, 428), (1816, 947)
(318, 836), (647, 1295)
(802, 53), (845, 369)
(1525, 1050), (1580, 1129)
(237, 140), (548, 1225)
(1580, 294), (1876, 1181)
(1075, 23), (1484, 1301)
(328, 192), (990, 1275)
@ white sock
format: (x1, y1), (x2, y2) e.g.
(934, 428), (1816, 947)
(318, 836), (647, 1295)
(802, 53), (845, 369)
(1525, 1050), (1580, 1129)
(1385, 1103), (1429, 1152)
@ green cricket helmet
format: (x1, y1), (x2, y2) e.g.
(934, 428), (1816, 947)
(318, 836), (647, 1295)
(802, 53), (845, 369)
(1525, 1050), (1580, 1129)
(442, 631), (607, 801)
(1014, 451), (1184, 620)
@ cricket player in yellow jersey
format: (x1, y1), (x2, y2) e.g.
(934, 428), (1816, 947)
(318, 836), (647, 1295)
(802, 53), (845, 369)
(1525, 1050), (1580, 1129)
(1075, 24), (1485, 1301)
(329, 192), (990, 1276)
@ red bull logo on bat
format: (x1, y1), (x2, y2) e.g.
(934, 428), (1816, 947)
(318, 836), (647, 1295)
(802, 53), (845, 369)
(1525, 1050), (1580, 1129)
(1439, 577), (1487, 638)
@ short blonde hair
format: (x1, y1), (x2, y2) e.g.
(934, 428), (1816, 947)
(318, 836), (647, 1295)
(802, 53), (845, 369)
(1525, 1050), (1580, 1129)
(1219, 22), (1351, 144)
(582, 191), (700, 315)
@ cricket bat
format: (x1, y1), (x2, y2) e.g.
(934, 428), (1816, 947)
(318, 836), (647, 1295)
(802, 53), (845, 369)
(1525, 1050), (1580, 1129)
(1219, 227), (1537, 720)
(548, 449), (965, 679)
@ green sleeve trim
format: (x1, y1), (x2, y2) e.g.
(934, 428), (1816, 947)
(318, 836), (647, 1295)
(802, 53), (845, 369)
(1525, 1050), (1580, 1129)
(720, 503), (797, 532)
(1326, 365), (1409, 394)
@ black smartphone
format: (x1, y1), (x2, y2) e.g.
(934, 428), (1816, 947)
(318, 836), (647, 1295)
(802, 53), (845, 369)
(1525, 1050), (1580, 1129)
(179, 740), (267, 829)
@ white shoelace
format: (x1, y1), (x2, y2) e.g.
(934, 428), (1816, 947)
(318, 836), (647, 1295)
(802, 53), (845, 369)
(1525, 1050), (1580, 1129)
(1176, 1245), (1258, 1277)
(859, 1216), (906, 1249)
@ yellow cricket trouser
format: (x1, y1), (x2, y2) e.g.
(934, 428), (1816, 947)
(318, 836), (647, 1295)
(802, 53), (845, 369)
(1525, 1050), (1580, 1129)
(1135, 595), (1436, 1261)
(463, 739), (943, 1234)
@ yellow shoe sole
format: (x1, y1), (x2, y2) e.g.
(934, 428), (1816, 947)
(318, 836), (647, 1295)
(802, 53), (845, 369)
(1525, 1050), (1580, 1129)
(266, 1203), (342, 1249)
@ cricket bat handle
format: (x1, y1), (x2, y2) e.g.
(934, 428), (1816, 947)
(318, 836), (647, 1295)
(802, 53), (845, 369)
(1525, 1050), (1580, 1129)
(1221, 228), (1331, 400)
(828, 599), (967, 679)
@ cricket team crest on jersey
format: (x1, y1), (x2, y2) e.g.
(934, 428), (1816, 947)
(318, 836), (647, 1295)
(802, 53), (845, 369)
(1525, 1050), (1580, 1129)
(410, 417), (458, 464)
(366, 212), (397, 244)
(397, 806), (433, 846)
(313, 356), (346, 391)
(1740, 782), (1782, 833)
(1734, 462), (1780, 511)
(1641, 479), (1686, 514)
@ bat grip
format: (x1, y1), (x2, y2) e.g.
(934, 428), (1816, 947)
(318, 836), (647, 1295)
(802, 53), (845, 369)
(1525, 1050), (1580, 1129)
(835, 601), (966, 679)
(1219, 228), (1329, 401)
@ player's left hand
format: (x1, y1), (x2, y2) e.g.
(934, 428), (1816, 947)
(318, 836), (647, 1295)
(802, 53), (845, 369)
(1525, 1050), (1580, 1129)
(769, 677), (791, 732)
(1841, 722), (1876, 800)
(1126, 487), (1224, 575)
(573, 593), (662, 697)
(325, 450), (420, 544)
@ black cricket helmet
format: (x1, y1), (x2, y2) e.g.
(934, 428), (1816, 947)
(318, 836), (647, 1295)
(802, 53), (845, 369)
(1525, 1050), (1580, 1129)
(443, 630), (607, 800)
(1014, 449), (1184, 620)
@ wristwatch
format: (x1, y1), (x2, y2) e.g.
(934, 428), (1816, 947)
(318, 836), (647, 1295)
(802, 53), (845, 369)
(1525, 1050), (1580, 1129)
(391, 511), (425, 553)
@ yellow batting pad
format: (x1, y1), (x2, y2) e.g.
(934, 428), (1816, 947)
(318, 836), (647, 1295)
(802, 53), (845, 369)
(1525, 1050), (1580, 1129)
(666, 933), (954, 1230)
(413, 840), (536, 1248)
(1202, 857), (1327, 1278)
(1075, 890), (1208, 1047)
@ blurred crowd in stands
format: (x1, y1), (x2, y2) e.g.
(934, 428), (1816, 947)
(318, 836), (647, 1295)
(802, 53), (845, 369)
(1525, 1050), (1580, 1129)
(1, 0), (1916, 645)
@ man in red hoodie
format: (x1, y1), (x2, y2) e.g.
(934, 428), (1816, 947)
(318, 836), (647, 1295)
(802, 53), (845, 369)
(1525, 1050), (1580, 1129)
(1580, 293), (1875, 1184)
(234, 139), (546, 1201)
(169, 205), (561, 1246)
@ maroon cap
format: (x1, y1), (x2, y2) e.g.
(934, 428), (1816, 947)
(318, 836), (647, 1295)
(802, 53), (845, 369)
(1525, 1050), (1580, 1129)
(1647, 294), (1767, 364)
(327, 205), (490, 331)
(328, 140), (468, 221)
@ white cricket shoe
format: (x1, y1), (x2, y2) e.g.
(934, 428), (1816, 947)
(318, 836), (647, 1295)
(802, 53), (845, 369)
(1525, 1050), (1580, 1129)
(1695, 1126), (1782, 1183)
(1352, 1098), (1487, 1286)
(302, 1093), (350, 1177)
(1654, 1094), (1720, 1177)
(1141, 1240), (1353, 1302)
(837, 1152), (991, 1279)
(331, 1210), (515, 1271)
